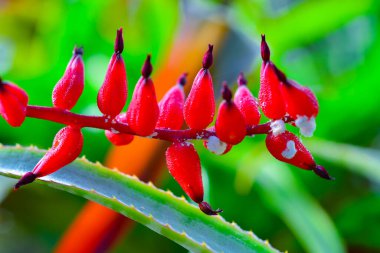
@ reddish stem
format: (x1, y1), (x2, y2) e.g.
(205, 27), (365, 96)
(26, 105), (290, 142)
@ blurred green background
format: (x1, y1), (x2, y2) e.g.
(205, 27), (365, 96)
(1, 0), (380, 252)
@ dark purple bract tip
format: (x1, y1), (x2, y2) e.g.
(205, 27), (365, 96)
(221, 82), (232, 102)
(74, 46), (84, 56)
(199, 201), (223, 216)
(14, 172), (37, 190)
(141, 54), (153, 78)
(237, 72), (247, 86)
(0, 77), (5, 91)
(273, 65), (287, 83)
(261, 34), (270, 62)
(178, 72), (188, 86)
(202, 44), (214, 69)
(114, 28), (124, 54)
(313, 165), (334, 180)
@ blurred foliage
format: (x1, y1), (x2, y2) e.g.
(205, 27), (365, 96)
(1, 0), (380, 252)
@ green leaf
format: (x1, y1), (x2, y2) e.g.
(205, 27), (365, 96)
(0, 177), (14, 203)
(306, 139), (380, 184)
(200, 144), (345, 253)
(254, 159), (345, 253)
(0, 145), (279, 253)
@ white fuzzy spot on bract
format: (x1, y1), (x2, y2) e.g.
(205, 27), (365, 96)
(270, 119), (285, 136)
(281, 140), (297, 159)
(295, 116), (316, 137)
(206, 136), (227, 155)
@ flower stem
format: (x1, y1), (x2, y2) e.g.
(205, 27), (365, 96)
(26, 105), (290, 142)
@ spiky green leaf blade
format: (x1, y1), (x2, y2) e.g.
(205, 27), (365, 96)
(0, 145), (279, 253)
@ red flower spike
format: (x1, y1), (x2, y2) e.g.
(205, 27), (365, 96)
(97, 28), (127, 118)
(165, 142), (221, 215)
(234, 72), (261, 126)
(274, 67), (319, 137)
(52, 46), (84, 110)
(259, 35), (286, 120)
(265, 131), (333, 180)
(14, 125), (84, 189)
(105, 113), (134, 145)
(156, 73), (186, 130)
(126, 55), (159, 136)
(184, 45), (215, 130)
(0, 79), (28, 127)
(215, 83), (246, 145)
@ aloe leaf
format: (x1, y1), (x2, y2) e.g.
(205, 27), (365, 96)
(0, 145), (279, 253)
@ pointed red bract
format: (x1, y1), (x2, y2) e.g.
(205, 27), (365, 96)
(259, 61), (286, 120)
(265, 131), (333, 179)
(215, 85), (246, 145)
(52, 47), (84, 110)
(33, 125), (83, 177)
(156, 74), (186, 130)
(259, 36), (286, 120)
(280, 80), (319, 119)
(265, 131), (315, 170)
(184, 46), (215, 130)
(234, 73), (261, 126)
(97, 29), (127, 117)
(105, 113), (134, 145)
(184, 69), (215, 129)
(15, 125), (83, 189)
(126, 56), (159, 136)
(165, 142), (204, 203)
(0, 81), (28, 127)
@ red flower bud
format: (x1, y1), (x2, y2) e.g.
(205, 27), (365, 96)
(105, 113), (134, 145)
(276, 68), (319, 119)
(97, 28), (127, 117)
(52, 47), (84, 110)
(184, 45), (215, 130)
(234, 72), (261, 126)
(15, 125), (84, 189)
(126, 55), (159, 136)
(259, 36), (286, 120)
(156, 73), (186, 130)
(265, 131), (333, 180)
(274, 68), (319, 137)
(165, 141), (221, 215)
(215, 83), (246, 145)
(0, 79), (28, 127)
